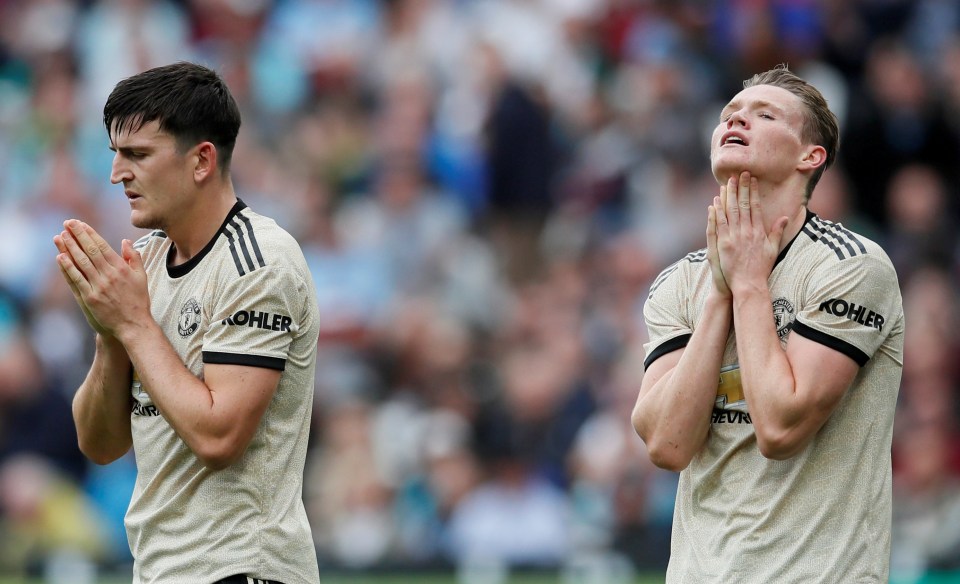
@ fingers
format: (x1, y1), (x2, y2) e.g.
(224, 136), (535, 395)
(121, 239), (142, 272)
(56, 251), (92, 297)
(64, 220), (116, 272)
(737, 171), (751, 211)
(748, 175), (763, 226)
(714, 188), (728, 230)
(725, 176), (738, 222)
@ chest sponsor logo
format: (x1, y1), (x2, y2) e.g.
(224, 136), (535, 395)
(221, 309), (292, 332)
(772, 297), (795, 340)
(818, 298), (885, 332)
(130, 370), (161, 416)
(715, 365), (747, 412)
(178, 298), (201, 338)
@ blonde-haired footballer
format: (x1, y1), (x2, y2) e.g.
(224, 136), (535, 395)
(54, 62), (321, 584)
(632, 65), (904, 583)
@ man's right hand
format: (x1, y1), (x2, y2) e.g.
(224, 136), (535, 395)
(54, 230), (112, 337)
(707, 186), (732, 299)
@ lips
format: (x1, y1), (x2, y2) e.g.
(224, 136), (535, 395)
(720, 132), (748, 147)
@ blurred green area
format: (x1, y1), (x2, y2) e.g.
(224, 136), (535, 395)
(0, 573), (664, 584)
(0, 574), (669, 584)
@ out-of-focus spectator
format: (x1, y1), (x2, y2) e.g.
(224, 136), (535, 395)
(883, 164), (959, 281)
(842, 38), (960, 228)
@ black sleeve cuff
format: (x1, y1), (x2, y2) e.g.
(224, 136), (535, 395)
(203, 351), (287, 371)
(644, 334), (692, 370)
(791, 321), (869, 367)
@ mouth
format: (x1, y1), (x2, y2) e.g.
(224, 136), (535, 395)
(720, 132), (748, 147)
(125, 190), (142, 201)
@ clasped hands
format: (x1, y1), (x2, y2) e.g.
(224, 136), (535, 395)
(706, 172), (790, 299)
(53, 220), (149, 340)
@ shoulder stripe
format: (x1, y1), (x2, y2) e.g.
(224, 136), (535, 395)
(223, 217), (266, 276)
(806, 217), (867, 260)
(227, 217), (266, 272)
(222, 228), (248, 276)
(802, 225), (844, 260)
(831, 222), (867, 254)
(649, 249), (707, 296)
(236, 213), (266, 268)
(133, 230), (166, 250)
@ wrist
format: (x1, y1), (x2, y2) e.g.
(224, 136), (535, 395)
(706, 288), (733, 307)
(96, 333), (125, 353)
(113, 320), (158, 350)
(730, 279), (769, 299)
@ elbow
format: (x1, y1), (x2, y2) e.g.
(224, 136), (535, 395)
(645, 439), (692, 472)
(631, 406), (692, 472)
(79, 442), (128, 466)
(754, 428), (804, 461)
(192, 437), (247, 471)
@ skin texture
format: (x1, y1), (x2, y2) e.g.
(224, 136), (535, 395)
(55, 121), (281, 470)
(632, 84), (859, 468)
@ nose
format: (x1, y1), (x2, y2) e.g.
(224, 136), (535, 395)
(110, 152), (132, 185)
(726, 110), (748, 128)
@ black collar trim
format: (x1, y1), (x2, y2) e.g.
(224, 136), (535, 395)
(773, 208), (814, 270)
(167, 199), (248, 278)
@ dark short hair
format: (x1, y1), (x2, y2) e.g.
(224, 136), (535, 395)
(103, 62), (242, 172)
(744, 64), (840, 200)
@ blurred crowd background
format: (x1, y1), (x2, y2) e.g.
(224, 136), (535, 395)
(1, 0), (960, 581)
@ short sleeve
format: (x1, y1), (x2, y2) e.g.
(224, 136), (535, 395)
(202, 266), (307, 370)
(792, 253), (902, 367)
(643, 264), (693, 369)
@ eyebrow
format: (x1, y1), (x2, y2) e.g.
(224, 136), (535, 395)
(720, 99), (785, 119)
(108, 144), (154, 153)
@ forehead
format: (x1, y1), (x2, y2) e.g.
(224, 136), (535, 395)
(109, 119), (174, 147)
(723, 84), (804, 116)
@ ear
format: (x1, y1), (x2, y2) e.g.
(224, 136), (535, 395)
(193, 142), (218, 183)
(798, 145), (827, 172)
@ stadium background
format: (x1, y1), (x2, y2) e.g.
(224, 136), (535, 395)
(1, 0), (960, 582)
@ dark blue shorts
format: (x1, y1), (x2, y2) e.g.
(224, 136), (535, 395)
(213, 576), (284, 584)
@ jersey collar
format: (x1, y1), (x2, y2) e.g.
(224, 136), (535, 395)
(772, 208), (815, 271)
(167, 199), (248, 278)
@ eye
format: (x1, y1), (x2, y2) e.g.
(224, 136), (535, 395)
(759, 112), (774, 120)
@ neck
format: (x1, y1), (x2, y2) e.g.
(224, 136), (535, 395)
(167, 185), (238, 264)
(747, 174), (809, 253)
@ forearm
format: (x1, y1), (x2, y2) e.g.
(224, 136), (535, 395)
(634, 293), (732, 470)
(73, 335), (134, 464)
(732, 286), (802, 453)
(117, 320), (235, 465)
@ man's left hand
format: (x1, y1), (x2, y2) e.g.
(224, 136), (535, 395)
(54, 220), (150, 340)
(714, 172), (789, 295)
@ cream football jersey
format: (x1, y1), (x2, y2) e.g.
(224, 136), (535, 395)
(126, 201), (320, 584)
(643, 211), (904, 583)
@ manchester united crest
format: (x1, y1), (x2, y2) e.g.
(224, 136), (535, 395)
(772, 297), (795, 340)
(178, 298), (202, 338)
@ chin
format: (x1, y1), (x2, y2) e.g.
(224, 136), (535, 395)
(130, 212), (159, 230)
(712, 160), (753, 183)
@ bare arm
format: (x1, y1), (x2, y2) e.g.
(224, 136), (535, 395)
(71, 334), (134, 464)
(57, 220), (280, 470)
(632, 193), (735, 471)
(119, 318), (280, 469)
(56, 230), (134, 464)
(632, 292), (731, 471)
(732, 287), (858, 459)
(717, 173), (858, 459)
